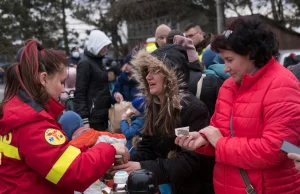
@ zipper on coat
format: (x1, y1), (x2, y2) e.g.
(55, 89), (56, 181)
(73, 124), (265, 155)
(90, 98), (96, 113)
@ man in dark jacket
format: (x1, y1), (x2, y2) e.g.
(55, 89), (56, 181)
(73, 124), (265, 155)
(184, 23), (213, 62)
(284, 53), (299, 68)
(74, 30), (112, 131)
(112, 54), (139, 103)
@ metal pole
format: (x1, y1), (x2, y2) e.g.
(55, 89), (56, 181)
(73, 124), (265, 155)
(216, 0), (225, 34)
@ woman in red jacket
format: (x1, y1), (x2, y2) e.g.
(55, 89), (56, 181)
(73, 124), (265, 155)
(175, 16), (300, 194)
(0, 40), (129, 193)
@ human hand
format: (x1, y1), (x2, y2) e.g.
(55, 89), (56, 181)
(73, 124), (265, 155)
(200, 126), (223, 148)
(112, 161), (141, 175)
(114, 92), (124, 103)
(288, 153), (300, 171)
(84, 123), (90, 129)
(108, 71), (116, 82)
(121, 113), (128, 120)
(175, 132), (207, 151)
(111, 143), (130, 163)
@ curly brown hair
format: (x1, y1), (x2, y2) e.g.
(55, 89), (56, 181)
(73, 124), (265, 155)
(211, 16), (279, 68)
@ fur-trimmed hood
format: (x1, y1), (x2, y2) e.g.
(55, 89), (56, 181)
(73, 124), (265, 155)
(131, 45), (190, 108)
(131, 44), (190, 135)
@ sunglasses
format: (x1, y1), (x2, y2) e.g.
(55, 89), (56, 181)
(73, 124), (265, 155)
(222, 30), (233, 38)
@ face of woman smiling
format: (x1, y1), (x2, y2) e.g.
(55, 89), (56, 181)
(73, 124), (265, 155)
(146, 69), (165, 99)
(220, 49), (256, 84)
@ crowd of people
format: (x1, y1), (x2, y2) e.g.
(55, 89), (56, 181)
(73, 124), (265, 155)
(1, 15), (300, 194)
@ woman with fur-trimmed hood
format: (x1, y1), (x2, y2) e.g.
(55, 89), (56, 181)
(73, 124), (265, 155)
(113, 44), (215, 194)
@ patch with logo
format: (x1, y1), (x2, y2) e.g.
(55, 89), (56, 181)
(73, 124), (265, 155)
(44, 128), (66, 146)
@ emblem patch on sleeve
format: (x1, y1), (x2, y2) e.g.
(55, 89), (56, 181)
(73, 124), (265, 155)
(45, 128), (66, 145)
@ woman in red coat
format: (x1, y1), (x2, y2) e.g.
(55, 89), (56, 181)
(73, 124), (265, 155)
(175, 16), (300, 194)
(0, 40), (129, 193)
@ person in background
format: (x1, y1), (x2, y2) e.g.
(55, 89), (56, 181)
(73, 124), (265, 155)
(114, 45), (215, 194)
(74, 30), (113, 131)
(67, 47), (81, 67)
(60, 66), (77, 107)
(59, 111), (127, 149)
(288, 62), (300, 81)
(15, 46), (24, 62)
(146, 24), (171, 53)
(0, 39), (129, 193)
(284, 52), (299, 68)
(120, 96), (145, 155)
(202, 48), (230, 81)
(173, 35), (223, 118)
(113, 53), (139, 103)
(175, 16), (300, 194)
(166, 29), (184, 44)
(184, 23), (215, 62)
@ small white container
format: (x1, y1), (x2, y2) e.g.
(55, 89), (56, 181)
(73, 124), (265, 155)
(113, 171), (129, 184)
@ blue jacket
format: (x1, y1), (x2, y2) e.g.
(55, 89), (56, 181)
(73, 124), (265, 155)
(67, 56), (80, 67)
(120, 116), (144, 154)
(203, 64), (230, 81)
(112, 71), (139, 102)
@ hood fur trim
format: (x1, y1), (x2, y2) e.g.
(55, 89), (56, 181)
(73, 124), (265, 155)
(131, 50), (187, 110)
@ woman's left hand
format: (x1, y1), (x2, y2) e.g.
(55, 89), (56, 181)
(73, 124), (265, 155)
(112, 161), (141, 175)
(200, 126), (223, 148)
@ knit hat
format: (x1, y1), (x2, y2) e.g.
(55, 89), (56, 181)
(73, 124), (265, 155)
(202, 48), (217, 68)
(132, 96), (145, 114)
(58, 111), (84, 140)
(124, 53), (132, 64)
(173, 35), (199, 63)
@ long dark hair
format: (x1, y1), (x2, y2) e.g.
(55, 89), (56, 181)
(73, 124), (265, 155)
(0, 40), (67, 116)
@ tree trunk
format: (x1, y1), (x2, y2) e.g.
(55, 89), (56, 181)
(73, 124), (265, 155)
(61, 0), (69, 54)
(270, 0), (279, 20)
(247, 0), (253, 15)
(277, 0), (284, 23)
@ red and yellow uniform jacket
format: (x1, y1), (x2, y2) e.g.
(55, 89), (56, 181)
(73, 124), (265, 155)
(0, 90), (116, 193)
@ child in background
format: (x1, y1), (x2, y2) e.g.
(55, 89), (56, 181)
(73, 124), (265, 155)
(120, 96), (145, 155)
(59, 111), (127, 148)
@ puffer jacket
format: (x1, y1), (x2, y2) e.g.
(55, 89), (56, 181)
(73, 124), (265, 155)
(196, 57), (300, 194)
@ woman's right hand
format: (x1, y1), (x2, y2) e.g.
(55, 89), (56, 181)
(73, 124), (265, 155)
(175, 132), (207, 151)
(112, 143), (130, 163)
(84, 123), (90, 129)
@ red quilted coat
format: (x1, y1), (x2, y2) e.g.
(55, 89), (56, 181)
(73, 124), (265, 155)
(196, 57), (300, 194)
